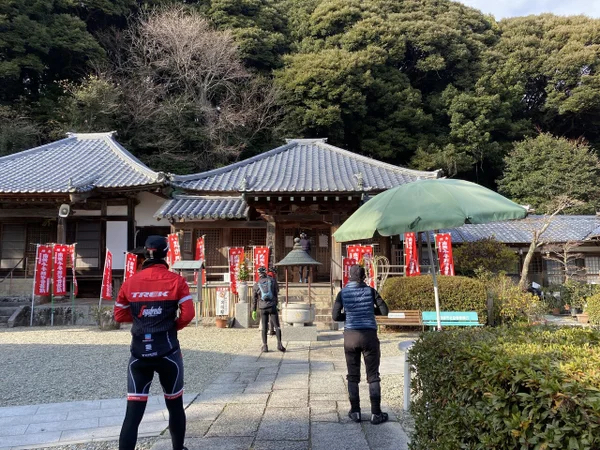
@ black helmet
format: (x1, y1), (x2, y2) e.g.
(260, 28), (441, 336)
(258, 266), (267, 276)
(144, 235), (168, 259)
(300, 232), (307, 238)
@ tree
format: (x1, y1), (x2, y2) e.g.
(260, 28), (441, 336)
(0, 106), (40, 157)
(81, 7), (282, 173)
(542, 240), (585, 283)
(276, 0), (497, 166)
(453, 237), (518, 276)
(498, 133), (600, 214)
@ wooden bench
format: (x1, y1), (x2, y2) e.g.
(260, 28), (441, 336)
(422, 311), (483, 328)
(376, 310), (423, 331)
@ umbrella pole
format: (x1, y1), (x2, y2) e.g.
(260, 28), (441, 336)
(426, 233), (442, 330)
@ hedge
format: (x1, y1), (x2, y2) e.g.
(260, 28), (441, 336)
(408, 326), (600, 450)
(380, 275), (487, 324)
(587, 293), (600, 326)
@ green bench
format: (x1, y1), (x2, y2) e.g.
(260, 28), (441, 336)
(422, 311), (483, 327)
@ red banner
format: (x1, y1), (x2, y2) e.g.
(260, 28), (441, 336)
(167, 233), (182, 268)
(435, 233), (455, 276)
(228, 247), (244, 295)
(53, 244), (68, 296)
(124, 252), (138, 281)
(101, 250), (113, 300)
(404, 233), (420, 276)
(34, 245), (52, 296)
(195, 236), (206, 286)
(346, 244), (375, 287)
(253, 247), (270, 282)
(342, 257), (357, 287)
(70, 244), (78, 296)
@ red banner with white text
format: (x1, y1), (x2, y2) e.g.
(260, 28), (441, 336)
(435, 233), (455, 276)
(195, 236), (206, 286)
(53, 244), (68, 296)
(404, 233), (421, 276)
(167, 233), (182, 268)
(70, 244), (78, 296)
(342, 257), (357, 287)
(253, 247), (270, 282)
(101, 250), (113, 300)
(228, 247), (244, 296)
(124, 252), (138, 281)
(34, 245), (52, 296)
(346, 245), (375, 287)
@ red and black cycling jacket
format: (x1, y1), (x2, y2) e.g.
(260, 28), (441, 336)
(114, 260), (195, 358)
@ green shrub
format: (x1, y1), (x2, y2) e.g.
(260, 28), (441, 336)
(408, 325), (600, 450)
(380, 275), (487, 324)
(484, 273), (546, 324)
(586, 293), (600, 326)
(454, 237), (518, 275)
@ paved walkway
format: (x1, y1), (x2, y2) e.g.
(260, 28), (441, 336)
(0, 333), (410, 449)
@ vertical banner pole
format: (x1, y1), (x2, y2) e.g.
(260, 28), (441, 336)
(98, 248), (106, 311)
(71, 244), (76, 325)
(30, 245), (39, 327)
(50, 244), (55, 327)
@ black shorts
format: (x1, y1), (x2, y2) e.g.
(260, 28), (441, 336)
(126, 349), (184, 401)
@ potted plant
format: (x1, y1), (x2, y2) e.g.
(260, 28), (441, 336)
(215, 315), (228, 328)
(545, 293), (563, 316)
(576, 301), (589, 324)
(237, 258), (250, 303)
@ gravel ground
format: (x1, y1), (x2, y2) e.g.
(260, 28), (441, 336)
(0, 325), (259, 407)
(0, 326), (417, 449)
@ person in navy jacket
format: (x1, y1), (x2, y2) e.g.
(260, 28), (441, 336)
(332, 265), (389, 425)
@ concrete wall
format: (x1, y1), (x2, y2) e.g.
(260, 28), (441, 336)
(136, 192), (170, 227)
(0, 278), (33, 297)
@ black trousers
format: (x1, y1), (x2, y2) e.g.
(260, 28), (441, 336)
(260, 305), (281, 344)
(343, 329), (381, 383)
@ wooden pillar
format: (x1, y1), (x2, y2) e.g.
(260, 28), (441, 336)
(57, 217), (66, 244)
(265, 215), (276, 264)
(127, 198), (135, 251)
(331, 214), (342, 282)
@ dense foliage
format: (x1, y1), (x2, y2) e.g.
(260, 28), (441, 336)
(1, 0), (600, 185)
(380, 275), (487, 323)
(453, 237), (518, 275)
(408, 325), (600, 450)
(585, 293), (600, 326)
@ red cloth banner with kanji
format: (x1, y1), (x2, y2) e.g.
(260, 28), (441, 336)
(167, 233), (182, 268)
(124, 252), (138, 281)
(195, 236), (206, 286)
(101, 250), (113, 300)
(342, 257), (357, 287)
(34, 245), (52, 296)
(228, 247), (244, 295)
(435, 233), (455, 276)
(53, 244), (68, 296)
(253, 247), (270, 282)
(404, 233), (421, 276)
(346, 245), (375, 287)
(70, 244), (78, 296)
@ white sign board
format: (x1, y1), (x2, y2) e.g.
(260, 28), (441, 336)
(215, 287), (230, 316)
(388, 312), (406, 319)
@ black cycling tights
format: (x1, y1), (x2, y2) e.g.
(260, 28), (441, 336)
(119, 396), (186, 450)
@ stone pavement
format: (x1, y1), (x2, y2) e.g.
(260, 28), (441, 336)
(0, 332), (411, 449)
(151, 333), (410, 450)
(0, 394), (198, 449)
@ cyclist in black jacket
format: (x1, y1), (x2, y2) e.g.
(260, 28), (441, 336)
(252, 267), (285, 353)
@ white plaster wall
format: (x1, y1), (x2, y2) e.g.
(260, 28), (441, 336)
(106, 221), (128, 270)
(136, 192), (170, 227)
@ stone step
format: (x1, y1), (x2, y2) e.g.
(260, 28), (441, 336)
(0, 315), (10, 324)
(0, 306), (18, 315)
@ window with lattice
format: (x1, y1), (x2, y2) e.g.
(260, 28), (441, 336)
(194, 229), (225, 267)
(182, 230), (192, 252)
(232, 228), (266, 254)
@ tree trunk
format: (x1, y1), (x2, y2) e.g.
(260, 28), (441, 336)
(519, 240), (537, 291)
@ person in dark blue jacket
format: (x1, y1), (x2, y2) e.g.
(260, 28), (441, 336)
(298, 232), (311, 282)
(332, 265), (389, 425)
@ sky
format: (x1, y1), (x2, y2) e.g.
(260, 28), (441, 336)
(456, 0), (600, 19)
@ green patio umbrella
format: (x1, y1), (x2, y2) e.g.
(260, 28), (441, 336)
(333, 179), (528, 330)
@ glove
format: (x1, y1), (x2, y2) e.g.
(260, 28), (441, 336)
(252, 311), (257, 321)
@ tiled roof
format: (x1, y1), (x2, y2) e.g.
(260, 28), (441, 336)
(415, 216), (600, 244)
(173, 138), (441, 193)
(0, 132), (165, 194)
(155, 195), (248, 220)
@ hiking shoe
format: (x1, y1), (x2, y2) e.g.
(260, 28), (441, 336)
(261, 344), (268, 352)
(370, 412), (389, 425)
(269, 330), (276, 336)
(348, 411), (361, 423)
(277, 343), (286, 352)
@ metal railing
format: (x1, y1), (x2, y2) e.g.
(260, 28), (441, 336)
(0, 257), (27, 295)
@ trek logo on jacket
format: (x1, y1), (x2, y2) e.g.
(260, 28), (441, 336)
(114, 261), (194, 358)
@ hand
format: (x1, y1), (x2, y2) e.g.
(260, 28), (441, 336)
(252, 311), (257, 321)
